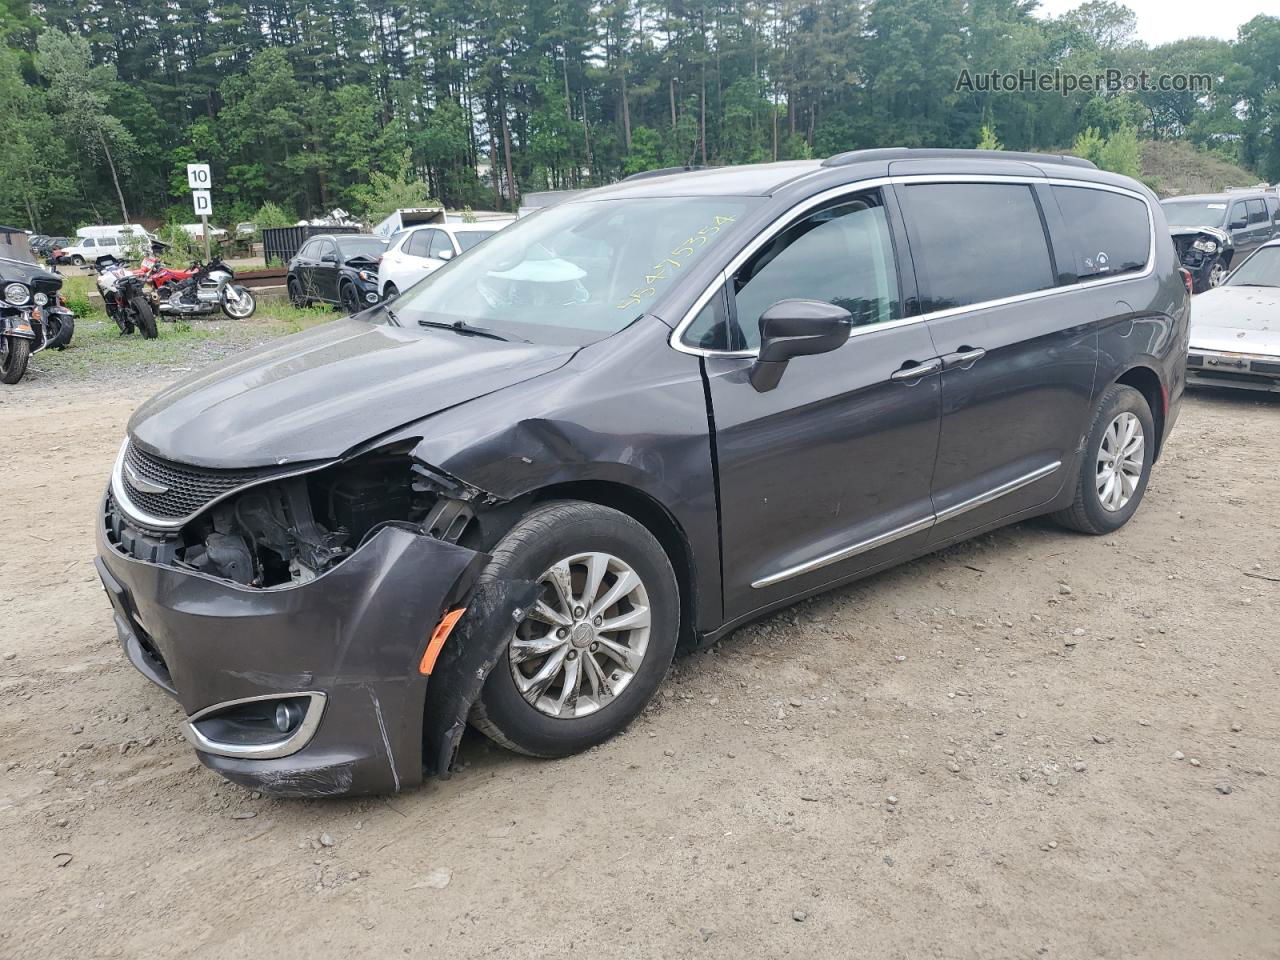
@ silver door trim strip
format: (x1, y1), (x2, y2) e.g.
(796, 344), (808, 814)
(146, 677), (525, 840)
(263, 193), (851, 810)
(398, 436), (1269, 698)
(934, 460), (1062, 523)
(750, 460), (1062, 590)
(671, 174), (1157, 358)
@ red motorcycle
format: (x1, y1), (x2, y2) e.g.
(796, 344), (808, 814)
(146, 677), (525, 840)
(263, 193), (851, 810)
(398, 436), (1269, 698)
(139, 255), (257, 319)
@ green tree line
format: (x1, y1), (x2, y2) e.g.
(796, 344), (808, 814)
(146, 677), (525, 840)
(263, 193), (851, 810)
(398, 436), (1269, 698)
(1, 0), (1278, 233)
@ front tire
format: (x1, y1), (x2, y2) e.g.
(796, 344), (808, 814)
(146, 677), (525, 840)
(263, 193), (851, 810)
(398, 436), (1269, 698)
(382, 283), (399, 301)
(1207, 257), (1229, 289)
(1, 336), (31, 384)
(470, 501), (680, 758)
(1052, 384), (1154, 535)
(221, 285), (257, 319)
(131, 296), (158, 339)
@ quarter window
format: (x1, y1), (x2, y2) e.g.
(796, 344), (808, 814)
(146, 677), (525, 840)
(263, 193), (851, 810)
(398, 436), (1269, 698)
(1052, 185), (1150, 280)
(899, 182), (1055, 311)
(724, 192), (900, 350)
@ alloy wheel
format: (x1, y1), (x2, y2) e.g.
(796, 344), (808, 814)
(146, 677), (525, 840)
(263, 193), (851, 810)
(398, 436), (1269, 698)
(1209, 262), (1228, 287)
(508, 552), (652, 719)
(1096, 412), (1144, 512)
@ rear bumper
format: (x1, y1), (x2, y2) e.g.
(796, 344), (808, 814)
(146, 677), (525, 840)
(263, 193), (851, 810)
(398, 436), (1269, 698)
(96, 508), (486, 796)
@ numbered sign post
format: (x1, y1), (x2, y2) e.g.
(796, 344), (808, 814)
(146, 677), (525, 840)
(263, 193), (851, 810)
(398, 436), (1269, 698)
(187, 164), (214, 261)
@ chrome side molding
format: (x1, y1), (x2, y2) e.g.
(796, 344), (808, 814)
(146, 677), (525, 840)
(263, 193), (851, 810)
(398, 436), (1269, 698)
(751, 461), (1061, 589)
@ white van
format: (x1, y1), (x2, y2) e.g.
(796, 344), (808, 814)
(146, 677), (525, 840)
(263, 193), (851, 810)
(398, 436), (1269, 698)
(59, 225), (153, 265)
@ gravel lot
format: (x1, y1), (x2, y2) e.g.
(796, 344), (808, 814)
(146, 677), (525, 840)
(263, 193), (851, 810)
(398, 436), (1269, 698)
(1, 370), (1277, 959)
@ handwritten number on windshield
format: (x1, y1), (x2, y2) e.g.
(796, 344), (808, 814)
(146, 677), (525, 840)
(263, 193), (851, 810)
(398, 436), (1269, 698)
(616, 215), (737, 309)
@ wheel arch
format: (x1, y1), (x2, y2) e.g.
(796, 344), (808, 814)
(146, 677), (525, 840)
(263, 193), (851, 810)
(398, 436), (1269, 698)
(1114, 364), (1166, 460)
(493, 479), (700, 650)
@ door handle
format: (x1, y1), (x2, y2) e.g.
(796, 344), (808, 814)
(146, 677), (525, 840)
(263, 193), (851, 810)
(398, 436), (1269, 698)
(889, 357), (943, 382)
(941, 347), (986, 370)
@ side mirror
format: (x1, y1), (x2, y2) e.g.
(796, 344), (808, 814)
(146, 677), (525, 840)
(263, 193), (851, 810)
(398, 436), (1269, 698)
(1230, 219), (1248, 231)
(321, 252), (337, 264)
(749, 299), (853, 392)
(438, 248), (454, 261)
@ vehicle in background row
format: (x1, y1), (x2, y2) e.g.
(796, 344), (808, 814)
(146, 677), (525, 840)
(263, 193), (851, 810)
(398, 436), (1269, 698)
(1162, 190), (1280, 292)
(377, 221), (511, 299)
(1186, 236), (1280, 393)
(93, 255), (157, 339)
(97, 149), (1187, 797)
(31, 235), (70, 259)
(1, 255), (75, 384)
(140, 256), (257, 320)
(57, 225), (157, 266)
(287, 233), (388, 314)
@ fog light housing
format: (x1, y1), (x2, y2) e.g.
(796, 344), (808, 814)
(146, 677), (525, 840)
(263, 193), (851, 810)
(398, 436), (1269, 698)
(181, 691), (326, 759)
(364, 292), (378, 303)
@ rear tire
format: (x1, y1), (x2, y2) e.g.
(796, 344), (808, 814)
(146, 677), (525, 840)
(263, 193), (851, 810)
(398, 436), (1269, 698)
(0, 336), (31, 384)
(131, 296), (158, 339)
(340, 282), (362, 315)
(288, 277), (308, 308)
(1051, 384), (1154, 535)
(470, 501), (680, 758)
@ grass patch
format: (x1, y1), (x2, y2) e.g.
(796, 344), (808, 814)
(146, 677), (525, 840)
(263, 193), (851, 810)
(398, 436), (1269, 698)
(27, 293), (339, 383)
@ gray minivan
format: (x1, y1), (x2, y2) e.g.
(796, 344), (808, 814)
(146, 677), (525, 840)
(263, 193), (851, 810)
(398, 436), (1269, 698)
(97, 149), (1189, 796)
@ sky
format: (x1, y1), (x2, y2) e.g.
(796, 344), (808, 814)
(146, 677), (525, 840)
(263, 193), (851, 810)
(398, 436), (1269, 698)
(1034, 0), (1272, 47)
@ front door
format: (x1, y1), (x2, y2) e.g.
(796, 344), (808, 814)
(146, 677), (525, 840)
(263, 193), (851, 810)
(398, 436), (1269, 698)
(700, 188), (943, 621)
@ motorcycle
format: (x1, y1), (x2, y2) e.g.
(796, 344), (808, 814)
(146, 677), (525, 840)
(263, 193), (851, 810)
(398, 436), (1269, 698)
(1, 255), (76, 385)
(94, 255), (157, 338)
(140, 255), (256, 319)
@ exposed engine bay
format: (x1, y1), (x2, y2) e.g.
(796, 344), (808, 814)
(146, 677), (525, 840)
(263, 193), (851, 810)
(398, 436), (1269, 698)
(107, 448), (487, 588)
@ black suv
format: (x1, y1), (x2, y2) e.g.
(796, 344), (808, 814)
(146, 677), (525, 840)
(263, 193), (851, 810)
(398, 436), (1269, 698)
(286, 233), (389, 314)
(97, 149), (1189, 796)
(1162, 189), (1280, 291)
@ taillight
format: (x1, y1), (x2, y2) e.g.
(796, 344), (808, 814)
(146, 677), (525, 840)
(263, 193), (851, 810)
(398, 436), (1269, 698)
(1179, 267), (1193, 296)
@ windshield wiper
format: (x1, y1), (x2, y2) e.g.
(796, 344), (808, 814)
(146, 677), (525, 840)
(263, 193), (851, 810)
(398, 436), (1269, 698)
(417, 318), (529, 343)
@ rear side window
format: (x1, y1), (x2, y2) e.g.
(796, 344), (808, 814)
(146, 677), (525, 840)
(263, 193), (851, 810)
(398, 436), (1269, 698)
(898, 183), (1055, 311)
(1053, 186), (1151, 280)
(1246, 198), (1267, 225)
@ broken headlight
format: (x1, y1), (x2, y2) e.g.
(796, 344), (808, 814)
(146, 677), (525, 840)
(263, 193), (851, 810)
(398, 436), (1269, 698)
(1192, 238), (1218, 254)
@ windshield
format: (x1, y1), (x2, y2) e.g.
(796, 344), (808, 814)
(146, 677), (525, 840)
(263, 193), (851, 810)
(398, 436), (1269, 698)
(340, 237), (388, 260)
(1227, 246), (1280, 287)
(455, 230), (497, 252)
(1162, 201), (1228, 229)
(391, 196), (761, 343)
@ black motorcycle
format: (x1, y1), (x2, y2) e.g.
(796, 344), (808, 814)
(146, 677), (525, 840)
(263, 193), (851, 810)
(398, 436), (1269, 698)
(0, 255), (75, 384)
(93, 255), (156, 338)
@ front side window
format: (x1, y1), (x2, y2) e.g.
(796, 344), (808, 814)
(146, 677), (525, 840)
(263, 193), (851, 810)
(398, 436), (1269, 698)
(428, 231), (454, 259)
(1230, 202), (1248, 229)
(405, 230), (431, 258)
(1247, 198), (1267, 225)
(393, 196), (760, 345)
(722, 193), (900, 351)
(899, 182), (1055, 311)
(1053, 185), (1151, 280)
(82, 238), (95, 248)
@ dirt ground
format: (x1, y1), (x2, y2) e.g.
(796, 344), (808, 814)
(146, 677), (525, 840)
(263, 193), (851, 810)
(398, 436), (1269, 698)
(1, 375), (1278, 960)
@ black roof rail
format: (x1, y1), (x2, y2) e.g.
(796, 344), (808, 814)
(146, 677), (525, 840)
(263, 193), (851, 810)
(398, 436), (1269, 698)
(620, 165), (716, 182)
(822, 148), (1096, 170)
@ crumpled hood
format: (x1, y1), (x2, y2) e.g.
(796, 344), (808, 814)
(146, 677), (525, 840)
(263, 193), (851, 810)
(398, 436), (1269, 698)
(1170, 225), (1228, 242)
(128, 316), (576, 468)
(1189, 285), (1280, 356)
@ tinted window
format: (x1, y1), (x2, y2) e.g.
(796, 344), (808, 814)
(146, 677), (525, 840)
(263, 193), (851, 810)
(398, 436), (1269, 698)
(406, 230), (430, 257)
(428, 231), (454, 259)
(296, 240), (316, 259)
(724, 193), (900, 350)
(1230, 202), (1248, 229)
(1246, 198), (1267, 224)
(1053, 186), (1150, 280)
(900, 183), (1055, 311)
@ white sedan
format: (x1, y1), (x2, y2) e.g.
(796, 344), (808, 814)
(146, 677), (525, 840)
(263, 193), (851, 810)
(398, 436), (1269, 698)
(1186, 237), (1280, 393)
(377, 221), (512, 299)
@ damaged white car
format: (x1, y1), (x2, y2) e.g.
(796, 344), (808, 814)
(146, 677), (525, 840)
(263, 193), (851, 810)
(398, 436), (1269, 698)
(1187, 237), (1280, 393)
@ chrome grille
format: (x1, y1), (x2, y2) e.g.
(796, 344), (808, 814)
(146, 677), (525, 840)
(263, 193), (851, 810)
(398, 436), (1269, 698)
(120, 441), (273, 522)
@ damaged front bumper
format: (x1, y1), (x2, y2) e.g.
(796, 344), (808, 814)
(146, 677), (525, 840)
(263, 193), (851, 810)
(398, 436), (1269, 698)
(96, 500), (493, 796)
